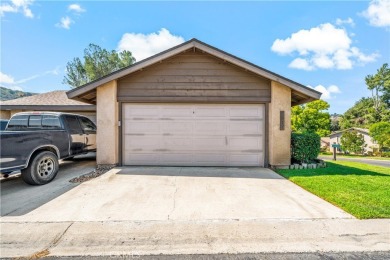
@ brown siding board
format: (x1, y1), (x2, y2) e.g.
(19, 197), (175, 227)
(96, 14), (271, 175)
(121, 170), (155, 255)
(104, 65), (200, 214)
(118, 82), (269, 90)
(121, 75), (265, 84)
(117, 96), (271, 103)
(118, 50), (271, 103)
(120, 89), (270, 97)
(121, 68), (264, 77)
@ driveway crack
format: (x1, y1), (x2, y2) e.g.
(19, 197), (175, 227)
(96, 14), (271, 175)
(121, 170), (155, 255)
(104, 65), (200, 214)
(27, 222), (74, 258)
(168, 169), (180, 220)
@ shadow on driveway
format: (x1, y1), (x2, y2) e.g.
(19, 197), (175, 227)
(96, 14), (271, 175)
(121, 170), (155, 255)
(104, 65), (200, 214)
(0, 153), (96, 217)
(116, 166), (283, 179)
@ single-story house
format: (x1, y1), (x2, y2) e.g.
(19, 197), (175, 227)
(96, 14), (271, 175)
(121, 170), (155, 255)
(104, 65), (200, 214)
(67, 38), (321, 167)
(0, 90), (96, 123)
(329, 127), (379, 154)
(320, 137), (330, 150)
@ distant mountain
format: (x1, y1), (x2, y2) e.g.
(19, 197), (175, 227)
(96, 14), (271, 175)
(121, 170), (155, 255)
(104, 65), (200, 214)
(0, 86), (36, 101)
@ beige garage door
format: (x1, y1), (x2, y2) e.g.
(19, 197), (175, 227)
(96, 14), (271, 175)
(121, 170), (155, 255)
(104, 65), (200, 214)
(122, 104), (265, 166)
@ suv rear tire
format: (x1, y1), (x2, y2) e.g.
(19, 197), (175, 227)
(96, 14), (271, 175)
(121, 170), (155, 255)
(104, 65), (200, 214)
(21, 151), (59, 185)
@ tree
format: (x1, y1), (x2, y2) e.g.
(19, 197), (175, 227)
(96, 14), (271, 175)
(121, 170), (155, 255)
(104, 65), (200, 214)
(365, 63), (390, 111)
(369, 122), (390, 153)
(291, 100), (331, 137)
(340, 130), (366, 154)
(339, 97), (390, 129)
(63, 44), (136, 88)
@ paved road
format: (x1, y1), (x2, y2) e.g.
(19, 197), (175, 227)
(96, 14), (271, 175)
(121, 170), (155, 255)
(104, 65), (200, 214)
(319, 156), (390, 168)
(14, 251), (389, 260)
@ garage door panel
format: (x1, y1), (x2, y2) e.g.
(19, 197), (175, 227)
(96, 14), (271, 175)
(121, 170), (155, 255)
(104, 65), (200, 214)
(122, 104), (265, 166)
(161, 122), (193, 133)
(228, 107), (263, 117)
(125, 107), (158, 117)
(161, 107), (193, 117)
(194, 107), (226, 117)
(125, 136), (162, 147)
(193, 153), (227, 163)
(229, 154), (262, 166)
(125, 121), (161, 134)
(160, 153), (193, 164)
(194, 122), (227, 135)
(229, 137), (262, 149)
(162, 137), (193, 149)
(193, 137), (226, 150)
(124, 153), (160, 165)
(229, 122), (262, 135)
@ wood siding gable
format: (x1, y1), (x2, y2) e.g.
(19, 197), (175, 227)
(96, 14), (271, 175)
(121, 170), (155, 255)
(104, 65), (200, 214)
(117, 49), (271, 103)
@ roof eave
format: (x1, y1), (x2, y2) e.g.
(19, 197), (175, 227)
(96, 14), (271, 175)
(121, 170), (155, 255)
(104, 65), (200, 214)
(0, 105), (96, 111)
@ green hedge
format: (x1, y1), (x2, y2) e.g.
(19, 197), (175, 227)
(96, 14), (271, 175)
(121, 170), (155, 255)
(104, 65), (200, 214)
(291, 132), (321, 163)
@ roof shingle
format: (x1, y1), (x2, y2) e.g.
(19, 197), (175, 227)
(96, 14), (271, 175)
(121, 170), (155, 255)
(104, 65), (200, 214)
(0, 90), (91, 106)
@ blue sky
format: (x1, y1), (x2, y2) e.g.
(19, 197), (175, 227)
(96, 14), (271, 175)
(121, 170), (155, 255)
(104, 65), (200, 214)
(1, 1), (389, 114)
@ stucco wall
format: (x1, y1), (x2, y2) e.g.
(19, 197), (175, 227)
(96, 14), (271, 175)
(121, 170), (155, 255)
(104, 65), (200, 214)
(269, 81), (291, 166)
(96, 80), (119, 165)
(0, 110), (11, 119)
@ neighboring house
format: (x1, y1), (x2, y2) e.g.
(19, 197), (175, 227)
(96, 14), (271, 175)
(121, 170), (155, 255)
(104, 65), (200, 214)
(67, 38), (321, 167)
(0, 90), (96, 123)
(320, 137), (330, 151)
(329, 127), (379, 154)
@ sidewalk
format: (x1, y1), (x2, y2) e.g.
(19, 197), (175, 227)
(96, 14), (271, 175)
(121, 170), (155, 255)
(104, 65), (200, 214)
(1, 218), (389, 258)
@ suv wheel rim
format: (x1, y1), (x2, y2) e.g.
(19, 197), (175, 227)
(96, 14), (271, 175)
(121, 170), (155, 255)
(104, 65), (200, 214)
(37, 157), (55, 178)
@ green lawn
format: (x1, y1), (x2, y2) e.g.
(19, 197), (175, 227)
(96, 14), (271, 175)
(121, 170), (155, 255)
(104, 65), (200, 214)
(276, 161), (390, 219)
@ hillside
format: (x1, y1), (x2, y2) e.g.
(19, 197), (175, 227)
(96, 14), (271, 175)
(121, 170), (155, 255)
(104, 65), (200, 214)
(0, 86), (36, 101)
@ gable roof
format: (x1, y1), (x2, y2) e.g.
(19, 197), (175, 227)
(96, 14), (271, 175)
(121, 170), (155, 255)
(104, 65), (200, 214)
(329, 127), (370, 137)
(67, 38), (321, 105)
(0, 90), (95, 111)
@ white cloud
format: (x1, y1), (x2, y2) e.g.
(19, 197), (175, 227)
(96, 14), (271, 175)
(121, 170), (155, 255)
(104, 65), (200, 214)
(271, 23), (378, 70)
(0, 68), (59, 91)
(68, 4), (85, 13)
(336, 17), (355, 27)
(0, 0), (34, 18)
(362, 0), (390, 28)
(0, 72), (15, 84)
(56, 16), (73, 29)
(310, 84), (341, 100)
(117, 28), (185, 61)
(288, 58), (314, 71)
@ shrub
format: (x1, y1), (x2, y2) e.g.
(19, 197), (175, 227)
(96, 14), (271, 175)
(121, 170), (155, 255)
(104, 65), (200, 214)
(382, 152), (390, 158)
(291, 132), (321, 163)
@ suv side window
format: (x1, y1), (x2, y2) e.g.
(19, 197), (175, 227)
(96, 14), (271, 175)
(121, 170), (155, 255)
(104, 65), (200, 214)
(28, 115), (42, 128)
(42, 115), (62, 129)
(64, 115), (83, 134)
(78, 117), (96, 132)
(6, 115), (29, 130)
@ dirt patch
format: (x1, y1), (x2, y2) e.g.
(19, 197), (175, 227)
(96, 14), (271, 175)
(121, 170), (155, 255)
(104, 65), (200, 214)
(69, 165), (115, 183)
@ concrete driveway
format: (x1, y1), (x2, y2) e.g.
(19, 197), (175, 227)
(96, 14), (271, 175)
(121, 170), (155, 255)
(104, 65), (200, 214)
(3, 166), (389, 258)
(1, 166), (351, 222)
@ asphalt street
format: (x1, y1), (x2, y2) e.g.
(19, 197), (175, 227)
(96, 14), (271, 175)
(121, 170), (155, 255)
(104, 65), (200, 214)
(36, 251), (390, 260)
(319, 156), (390, 168)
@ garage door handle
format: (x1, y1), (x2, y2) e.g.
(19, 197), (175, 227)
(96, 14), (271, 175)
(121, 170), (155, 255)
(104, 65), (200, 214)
(225, 136), (228, 145)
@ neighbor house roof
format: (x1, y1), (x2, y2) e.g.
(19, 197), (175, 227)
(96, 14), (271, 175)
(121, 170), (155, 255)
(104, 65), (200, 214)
(66, 38), (322, 105)
(0, 90), (95, 111)
(321, 137), (330, 144)
(329, 127), (370, 137)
